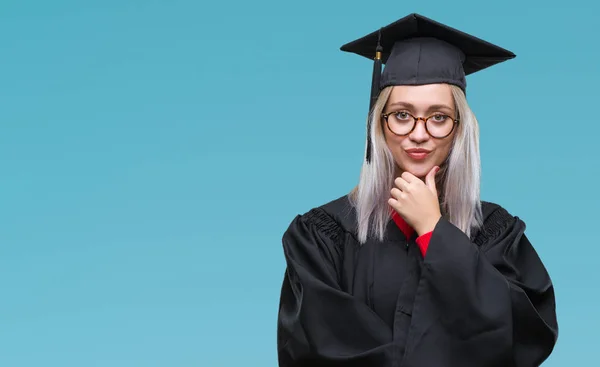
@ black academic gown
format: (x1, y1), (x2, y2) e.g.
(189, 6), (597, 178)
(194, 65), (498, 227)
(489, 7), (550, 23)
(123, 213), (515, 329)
(277, 195), (558, 367)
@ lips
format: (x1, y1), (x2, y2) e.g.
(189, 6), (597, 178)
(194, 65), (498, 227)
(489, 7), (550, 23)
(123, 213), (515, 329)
(405, 148), (431, 160)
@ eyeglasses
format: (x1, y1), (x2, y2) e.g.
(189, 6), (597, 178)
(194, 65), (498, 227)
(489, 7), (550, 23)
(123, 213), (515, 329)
(381, 110), (459, 138)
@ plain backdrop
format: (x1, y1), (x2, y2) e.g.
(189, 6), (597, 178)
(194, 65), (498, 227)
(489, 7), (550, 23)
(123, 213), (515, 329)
(1, 0), (598, 366)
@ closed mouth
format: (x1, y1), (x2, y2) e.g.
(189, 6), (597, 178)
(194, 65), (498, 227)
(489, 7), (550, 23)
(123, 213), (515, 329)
(405, 149), (431, 153)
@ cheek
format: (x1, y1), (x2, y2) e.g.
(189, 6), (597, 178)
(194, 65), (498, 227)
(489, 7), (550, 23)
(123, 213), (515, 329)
(432, 139), (454, 163)
(384, 132), (404, 154)
(385, 135), (409, 168)
(438, 140), (452, 154)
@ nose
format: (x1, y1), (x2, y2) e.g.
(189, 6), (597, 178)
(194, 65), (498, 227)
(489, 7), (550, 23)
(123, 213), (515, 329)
(409, 119), (430, 143)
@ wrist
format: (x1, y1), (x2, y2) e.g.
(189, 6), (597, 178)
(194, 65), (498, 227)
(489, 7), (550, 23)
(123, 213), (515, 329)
(416, 215), (441, 236)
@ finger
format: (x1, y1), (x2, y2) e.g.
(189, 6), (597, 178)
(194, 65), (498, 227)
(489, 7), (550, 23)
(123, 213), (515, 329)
(388, 197), (401, 212)
(424, 166), (437, 189)
(425, 166), (439, 194)
(400, 171), (417, 183)
(390, 187), (404, 200)
(394, 177), (409, 191)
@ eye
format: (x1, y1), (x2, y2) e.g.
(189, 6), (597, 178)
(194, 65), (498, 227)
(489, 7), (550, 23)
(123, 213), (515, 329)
(394, 111), (411, 120)
(431, 114), (447, 121)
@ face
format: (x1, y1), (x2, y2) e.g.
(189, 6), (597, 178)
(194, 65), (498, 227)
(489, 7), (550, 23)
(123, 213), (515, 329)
(382, 84), (458, 179)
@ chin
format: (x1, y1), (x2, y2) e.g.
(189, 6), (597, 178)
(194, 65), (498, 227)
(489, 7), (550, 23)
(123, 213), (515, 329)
(398, 162), (434, 179)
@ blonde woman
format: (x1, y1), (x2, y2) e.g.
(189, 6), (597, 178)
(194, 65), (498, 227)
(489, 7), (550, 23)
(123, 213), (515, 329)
(277, 14), (558, 367)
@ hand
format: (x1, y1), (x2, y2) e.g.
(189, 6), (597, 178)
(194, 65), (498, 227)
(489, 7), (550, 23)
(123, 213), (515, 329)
(388, 166), (442, 236)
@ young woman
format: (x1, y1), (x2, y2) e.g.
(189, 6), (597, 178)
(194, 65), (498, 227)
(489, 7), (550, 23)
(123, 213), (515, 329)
(277, 13), (558, 367)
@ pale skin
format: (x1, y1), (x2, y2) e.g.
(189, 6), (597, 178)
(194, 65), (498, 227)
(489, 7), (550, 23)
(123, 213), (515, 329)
(384, 84), (458, 236)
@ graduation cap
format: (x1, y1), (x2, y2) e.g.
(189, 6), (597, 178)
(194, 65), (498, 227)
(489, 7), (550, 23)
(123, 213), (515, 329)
(340, 13), (515, 162)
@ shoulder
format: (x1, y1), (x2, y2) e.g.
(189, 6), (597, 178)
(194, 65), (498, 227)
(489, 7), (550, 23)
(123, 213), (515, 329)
(481, 200), (515, 223)
(285, 193), (358, 243)
(474, 200), (525, 246)
(281, 194), (357, 269)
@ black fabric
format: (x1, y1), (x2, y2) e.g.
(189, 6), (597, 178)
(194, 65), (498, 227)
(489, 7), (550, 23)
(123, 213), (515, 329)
(277, 195), (558, 366)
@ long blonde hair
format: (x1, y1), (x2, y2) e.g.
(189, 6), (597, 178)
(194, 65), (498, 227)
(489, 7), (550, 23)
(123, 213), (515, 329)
(349, 84), (483, 243)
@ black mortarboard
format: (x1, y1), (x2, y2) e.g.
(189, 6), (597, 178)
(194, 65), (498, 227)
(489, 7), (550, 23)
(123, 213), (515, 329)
(340, 13), (515, 162)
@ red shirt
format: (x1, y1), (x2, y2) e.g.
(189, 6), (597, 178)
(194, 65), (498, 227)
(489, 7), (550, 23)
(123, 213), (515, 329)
(391, 210), (433, 256)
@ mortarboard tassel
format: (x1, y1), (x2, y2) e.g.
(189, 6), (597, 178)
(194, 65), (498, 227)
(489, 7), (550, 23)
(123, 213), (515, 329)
(366, 29), (383, 163)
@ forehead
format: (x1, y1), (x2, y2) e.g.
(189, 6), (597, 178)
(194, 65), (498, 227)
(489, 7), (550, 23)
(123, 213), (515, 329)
(387, 84), (454, 110)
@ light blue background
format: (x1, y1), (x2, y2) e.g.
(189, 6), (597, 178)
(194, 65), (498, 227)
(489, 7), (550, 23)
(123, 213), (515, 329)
(1, 0), (597, 366)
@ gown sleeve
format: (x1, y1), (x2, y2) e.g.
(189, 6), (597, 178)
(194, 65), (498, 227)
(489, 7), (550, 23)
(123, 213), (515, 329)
(402, 205), (559, 367)
(277, 209), (393, 366)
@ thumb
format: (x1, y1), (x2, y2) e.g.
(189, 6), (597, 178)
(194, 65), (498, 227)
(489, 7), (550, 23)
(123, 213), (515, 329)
(426, 166), (439, 195)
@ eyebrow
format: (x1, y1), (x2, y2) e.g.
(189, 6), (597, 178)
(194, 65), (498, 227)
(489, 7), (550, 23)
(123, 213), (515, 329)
(387, 101), (454, 113)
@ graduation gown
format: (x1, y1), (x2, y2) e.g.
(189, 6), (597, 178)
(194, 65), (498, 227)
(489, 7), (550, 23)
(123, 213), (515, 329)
(277, 194), (558, 367)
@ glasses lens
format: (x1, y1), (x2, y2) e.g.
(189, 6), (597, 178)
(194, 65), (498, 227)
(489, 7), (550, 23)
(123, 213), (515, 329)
(426, 115), (454, 137)
(387, 112), (415, 135)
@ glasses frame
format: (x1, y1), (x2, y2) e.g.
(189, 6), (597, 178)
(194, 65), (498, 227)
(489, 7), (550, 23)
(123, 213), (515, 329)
(381, 110), (460, 139)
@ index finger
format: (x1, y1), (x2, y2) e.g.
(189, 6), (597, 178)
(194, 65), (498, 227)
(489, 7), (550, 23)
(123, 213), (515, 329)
(400, 171), (417, 183)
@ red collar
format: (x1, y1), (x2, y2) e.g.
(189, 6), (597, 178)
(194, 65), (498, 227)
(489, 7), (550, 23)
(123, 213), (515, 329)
(391, 210), (415, 239)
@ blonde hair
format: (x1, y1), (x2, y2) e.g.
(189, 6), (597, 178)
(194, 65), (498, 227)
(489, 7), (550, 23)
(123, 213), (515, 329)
(349, 84), (483, 243)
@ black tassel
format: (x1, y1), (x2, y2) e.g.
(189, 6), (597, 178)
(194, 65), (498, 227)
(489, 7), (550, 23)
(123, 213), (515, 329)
(366, 29), (383, 163)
